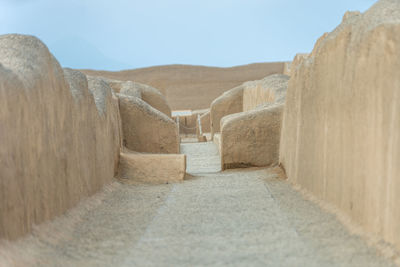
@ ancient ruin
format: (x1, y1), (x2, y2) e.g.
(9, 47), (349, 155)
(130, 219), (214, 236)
(1, 0), (400, 266)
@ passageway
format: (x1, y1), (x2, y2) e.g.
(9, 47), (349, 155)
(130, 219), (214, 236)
(0, 142), (393, 266)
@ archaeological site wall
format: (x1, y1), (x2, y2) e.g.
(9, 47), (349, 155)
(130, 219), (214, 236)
(118, 94), (180, 154)
(220, 104), (283, 169)
(102, 78), (172, 117)
(0, 35), (120, 240)
(98, 77), (179, 153)
(118, 152), (186, 184)
(210, 85), (244, 138)
(0, 34), (182, 241)
(279, 0), (400, 248)
(218, 74), (289, 169)
(242, 74), (288, 112)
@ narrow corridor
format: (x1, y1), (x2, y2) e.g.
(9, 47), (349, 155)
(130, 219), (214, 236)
(0, 142), (393, 266)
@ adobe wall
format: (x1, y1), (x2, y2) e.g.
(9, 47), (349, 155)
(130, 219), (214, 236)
(102, 78), (172, 117)
(118, 152), (186, 184)
(220, 74), (289, 169)
(283, 61), (291, 76)
(285, 53), (309, 76)
(242, 74), (289, 112)
(210, 85), (244, 138)
(0, 35), (120, 240)
(220, 104), (283, 170)
(118, 94), (179, 154)
(279, 0), (400, 248)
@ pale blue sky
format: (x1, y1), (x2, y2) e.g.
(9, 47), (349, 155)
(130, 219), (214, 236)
(0, 0), (376, 70)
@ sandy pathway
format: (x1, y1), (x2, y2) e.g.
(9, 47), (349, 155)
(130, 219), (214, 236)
(0, 142), (394, 266)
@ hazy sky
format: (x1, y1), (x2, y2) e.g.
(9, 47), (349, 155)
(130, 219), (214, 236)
(0, 0), (376, 70)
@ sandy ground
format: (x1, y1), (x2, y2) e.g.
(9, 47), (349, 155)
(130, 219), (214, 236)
(0, 142), (394, 266)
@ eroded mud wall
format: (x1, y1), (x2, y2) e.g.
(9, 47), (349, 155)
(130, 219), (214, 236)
(0, 35), (120, 240)
(279, 0), (400, 248)
(118, 94), (179, 154)
(242, 74), (289, 112)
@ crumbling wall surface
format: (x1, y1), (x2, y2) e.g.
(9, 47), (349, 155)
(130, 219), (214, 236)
(118, 94), (179, 154)
(283, 62), (291, 76)
(220, 104), (283, 170)
(128, 82), (172, 117)
(279, 0), (400, 248)
(220, 74), (289, 169)
(200, 110), (211, 133)
(210, 85), (244, 138)
(242, 74), (289, 112)
(86, 76), (122, 176)
(286, 53), (309, 76)
(101, 77), (172, 117)
(118, 152), (186, 184)
(0, 35), (120, 240)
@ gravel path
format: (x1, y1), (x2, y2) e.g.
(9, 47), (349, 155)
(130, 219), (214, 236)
(0, 142), (394, 266)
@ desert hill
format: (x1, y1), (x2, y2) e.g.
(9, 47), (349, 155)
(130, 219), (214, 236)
(80, 62), (285, 110)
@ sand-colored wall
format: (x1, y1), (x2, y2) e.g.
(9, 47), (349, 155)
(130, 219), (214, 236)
(118, 152), (186, 184)
(200, 111), (211, 133)
(101, 78), (172, 117)
(210, 85), (244, 138)
(283, 62), (291, 76)
(0, 35), (120, 240)
(81, 62), (285, 110)
(211, 74), (288, 138)
(118, 94), (179, 154)
(243, 83), (274, 112)
(213, 133), (221, 151)
(220, 104), (283, 170)
(242, 74), (289, 112)
(219, 74), (289, 169)
(279, 0), (400, 248)
(284, 54), (309, 76)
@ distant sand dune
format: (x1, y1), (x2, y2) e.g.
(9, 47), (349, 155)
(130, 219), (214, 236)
(80, 63), (285, 110)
